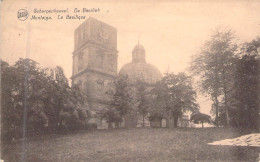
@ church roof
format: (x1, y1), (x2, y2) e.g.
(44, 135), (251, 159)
(119, 44), (162, 85)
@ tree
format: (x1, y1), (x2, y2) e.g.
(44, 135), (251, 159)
(1, 58), (50, 139)
(42, 66), (90, 131)
(14, 58), (50, 135)
(148, 80), (169, 124)
(230, 37), (260, 130)
(104, 75), (132, 127)
(136, 81), (149, 127)
(102, 107), (121, 128)
(1, 58), (90, 140)
(1, 60), (22, 140)
(42, 66), (71, 130)
(58, 84), (89, 130)
(190, 28), (238, 127)
(190, 112), (211, 128)
(150, 72), (199, 127)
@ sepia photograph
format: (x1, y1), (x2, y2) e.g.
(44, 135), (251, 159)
(0, 0), (260, 161)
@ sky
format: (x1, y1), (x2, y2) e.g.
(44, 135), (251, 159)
(1, 0), (260, 115)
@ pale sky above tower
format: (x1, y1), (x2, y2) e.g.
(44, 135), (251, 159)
(1, 0), (260, 115)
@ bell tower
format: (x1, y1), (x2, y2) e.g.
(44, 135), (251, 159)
(71, 17), (118, 126)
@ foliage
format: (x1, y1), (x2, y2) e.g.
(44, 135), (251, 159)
(58, 84), (89, 130)
(1, 60), (23, 140)
(150, 72), (199, 127)
(190, 28), (238, 127)
(148, 113), (163, 122)
(191, 31), (260, 130)
(1, 58), (90, 141)
(190, 112), (211, 128)
(103, 107), (121, 125)
(136, 81), (150, 127)
(104, 75), (132, 126)
(229, 37), (260, 130)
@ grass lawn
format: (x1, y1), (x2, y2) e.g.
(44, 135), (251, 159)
(1, 127), (259, 162)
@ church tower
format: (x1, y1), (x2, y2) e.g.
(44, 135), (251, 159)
(71, 17), (118, 127)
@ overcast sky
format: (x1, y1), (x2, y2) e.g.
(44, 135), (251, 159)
(1, 0), (260, 115)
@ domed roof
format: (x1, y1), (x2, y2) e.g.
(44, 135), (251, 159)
(119, 62), (162, 85)
(119, 44), (162, 85)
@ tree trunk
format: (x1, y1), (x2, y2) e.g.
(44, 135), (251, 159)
(168, 109), (173, 128)
(174, 115), (178, 128)
(224, 92), (230, 126)
(202, 121), (204, 128)
(222, 69), (230, 126)
(259, 70), (260, 132)
(215, 95), (219, 127)
(213, 67), (220, 128)
(257, 85), (260, 132)
(142, 114), (145, 127)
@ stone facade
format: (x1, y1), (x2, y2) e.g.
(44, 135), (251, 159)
(71, 17), (118, 128)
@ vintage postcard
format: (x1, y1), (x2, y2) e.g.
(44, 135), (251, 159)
(1, 0), (260, 161)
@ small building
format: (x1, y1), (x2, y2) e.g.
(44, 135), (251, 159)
(150, 114), (191, 128)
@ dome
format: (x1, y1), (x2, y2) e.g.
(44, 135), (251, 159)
(119, 63), (162, 85)
(119, 44), (162, 85)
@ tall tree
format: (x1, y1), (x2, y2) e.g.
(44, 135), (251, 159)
(151, 72), (199, 127)
(1, 58), (49, 138)
(105, 75), (132, 126)
(231, 37), (260, 130)
(43, 66), (89, 131)
(136, 81), (149, 127)
(42, 66), (71, 130)
(1, 60), (22, 140)
(190, 28), (238, 127)
(1, 58), (90, 140)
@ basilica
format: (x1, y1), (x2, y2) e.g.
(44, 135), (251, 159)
(71, 17), (189, 128)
